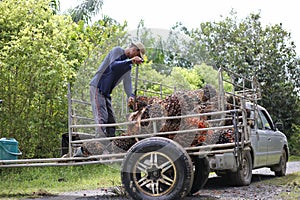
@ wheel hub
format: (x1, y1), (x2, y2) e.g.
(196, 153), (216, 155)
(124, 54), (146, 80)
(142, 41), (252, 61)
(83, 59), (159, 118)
(148, 166), (161, 180)
(133, 151), (177, 196)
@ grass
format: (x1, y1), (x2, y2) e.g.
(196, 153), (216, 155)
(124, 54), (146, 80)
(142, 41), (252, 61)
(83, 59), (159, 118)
(289, 155), (300, 162)
(260, 172), (300, 199)
(0, 163), (121, 199)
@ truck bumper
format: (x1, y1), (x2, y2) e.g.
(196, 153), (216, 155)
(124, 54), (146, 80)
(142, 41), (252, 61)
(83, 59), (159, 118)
(208, 153), (237, 171)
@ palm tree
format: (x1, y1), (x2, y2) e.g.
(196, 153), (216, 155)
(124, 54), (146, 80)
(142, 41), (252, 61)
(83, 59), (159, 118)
(50, 0), (103, 23)
(69, 0), (104, 23)
(49, 0), (60, 13)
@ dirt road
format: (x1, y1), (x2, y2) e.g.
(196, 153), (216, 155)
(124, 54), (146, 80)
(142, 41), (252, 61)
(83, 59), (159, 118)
(25, 161), (300, 200)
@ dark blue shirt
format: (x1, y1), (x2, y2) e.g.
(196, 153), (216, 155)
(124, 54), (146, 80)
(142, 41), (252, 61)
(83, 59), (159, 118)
(97, 54), (132, 97)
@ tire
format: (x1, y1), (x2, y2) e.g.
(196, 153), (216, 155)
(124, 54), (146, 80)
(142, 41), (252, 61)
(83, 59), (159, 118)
(121, 137), (194, 200)
(215, 170), (226, 177)
(274, 149), (287, 177)
(190, 156), (210, 195)
(230, 151), (252, 186)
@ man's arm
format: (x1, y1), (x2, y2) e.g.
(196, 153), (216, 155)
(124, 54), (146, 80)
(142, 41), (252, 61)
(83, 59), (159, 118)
(110, 59), (132, 73)
(89, 47), (124, 86)
(123, 71), (133, 99)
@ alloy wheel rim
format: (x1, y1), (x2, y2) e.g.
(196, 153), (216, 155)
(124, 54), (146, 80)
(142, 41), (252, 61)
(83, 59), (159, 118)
(133, 151), (177, 196)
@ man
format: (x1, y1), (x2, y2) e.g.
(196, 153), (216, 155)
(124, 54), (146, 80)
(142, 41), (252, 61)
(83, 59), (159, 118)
(89, 42), (145, 140)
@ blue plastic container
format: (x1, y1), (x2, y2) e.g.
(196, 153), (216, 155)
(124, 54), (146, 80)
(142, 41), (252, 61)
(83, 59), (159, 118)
(0, 138), (22, 160)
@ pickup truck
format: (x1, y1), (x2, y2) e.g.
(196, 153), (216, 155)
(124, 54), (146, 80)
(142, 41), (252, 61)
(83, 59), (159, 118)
(58, 66), (290, 200)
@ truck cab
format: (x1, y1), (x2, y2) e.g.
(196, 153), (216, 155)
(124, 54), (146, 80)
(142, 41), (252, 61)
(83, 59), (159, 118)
(249, 103), (289, 170)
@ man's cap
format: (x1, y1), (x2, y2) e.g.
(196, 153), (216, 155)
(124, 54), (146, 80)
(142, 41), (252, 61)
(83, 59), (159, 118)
(132, 42), (146, 58)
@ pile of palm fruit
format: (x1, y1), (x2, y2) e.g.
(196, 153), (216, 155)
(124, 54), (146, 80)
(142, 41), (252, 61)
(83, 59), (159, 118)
(112, 84), (239, 151)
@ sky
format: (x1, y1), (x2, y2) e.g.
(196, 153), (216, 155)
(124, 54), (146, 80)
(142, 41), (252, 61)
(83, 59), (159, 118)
(60, 0), (300, 55)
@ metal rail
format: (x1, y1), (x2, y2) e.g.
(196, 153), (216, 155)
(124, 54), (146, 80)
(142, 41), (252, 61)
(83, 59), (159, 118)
(0, 66), (260, 168)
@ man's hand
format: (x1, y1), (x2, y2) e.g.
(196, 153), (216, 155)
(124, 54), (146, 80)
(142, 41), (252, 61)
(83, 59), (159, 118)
(131, 56), (144, 65)
(128, 96), (135, 103)
(127, 96), (135, 111)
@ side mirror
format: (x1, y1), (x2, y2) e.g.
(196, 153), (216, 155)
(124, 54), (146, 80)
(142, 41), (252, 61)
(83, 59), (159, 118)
(275, 122), (284, 132)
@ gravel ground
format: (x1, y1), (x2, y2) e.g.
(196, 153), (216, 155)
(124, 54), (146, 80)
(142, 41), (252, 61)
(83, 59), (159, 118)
(24, 161), (300, 200)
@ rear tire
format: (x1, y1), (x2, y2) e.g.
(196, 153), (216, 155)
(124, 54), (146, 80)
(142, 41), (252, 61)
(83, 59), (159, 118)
(121, 137), (194, 200)
(274, 149), (287, 177)
(230, 151), (252, 186)
(190, 156), (210, 194)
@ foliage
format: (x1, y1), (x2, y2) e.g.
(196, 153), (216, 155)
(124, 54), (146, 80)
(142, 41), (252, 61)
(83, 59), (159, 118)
(171, 22), (213, 67)
(179, 11), (300, 138)
(170, 67), (203, 90)
(68, 0), (104, 23)
(168, 67), (196, 90)
(289, 155), (300, 162)
(0, 0), (130, 158)
(0, 0), (88, 158)
(289, 124), (300, 156)
(49, 0), (60, 13)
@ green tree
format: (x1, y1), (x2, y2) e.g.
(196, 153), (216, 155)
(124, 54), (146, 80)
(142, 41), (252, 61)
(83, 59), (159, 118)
(66, 0), (104, 23)
(185, 11), (299, 138)
(0, 0), (129, 158)
(49, 0), (60, 13)
(0, 0), (88, 158)
(170, 67), (204, 90)
(289, 123), (300, 156)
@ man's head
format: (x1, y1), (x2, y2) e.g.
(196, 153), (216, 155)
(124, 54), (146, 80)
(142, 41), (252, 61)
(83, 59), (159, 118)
(126, 42), (146, 59)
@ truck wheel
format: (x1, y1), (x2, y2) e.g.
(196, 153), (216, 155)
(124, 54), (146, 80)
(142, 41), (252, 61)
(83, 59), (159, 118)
(190, 156), (210, 195)
(121, 137), (194, 200)
(215, 170), (229, 177)
(230, 151), (252, 186)
(274, 149), (287, 177)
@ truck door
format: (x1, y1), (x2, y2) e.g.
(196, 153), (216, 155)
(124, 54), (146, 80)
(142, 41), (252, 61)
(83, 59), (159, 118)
(252, 111), (268, 167)
(259, 110), (282, 165)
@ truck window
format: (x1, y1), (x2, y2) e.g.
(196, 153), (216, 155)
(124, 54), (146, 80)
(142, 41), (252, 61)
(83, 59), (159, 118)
(258, 110), (272, 130)
(256, 112), (263, 129)
(250, 109), (263, 129)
